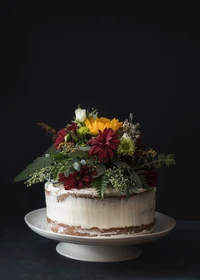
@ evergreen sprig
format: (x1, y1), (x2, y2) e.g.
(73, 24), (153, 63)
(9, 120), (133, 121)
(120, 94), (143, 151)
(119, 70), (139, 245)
(91, 173), (109, 199)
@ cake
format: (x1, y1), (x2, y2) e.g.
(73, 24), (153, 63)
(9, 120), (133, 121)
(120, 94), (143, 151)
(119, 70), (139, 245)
(45, 182), (156, 236)
(14, 105), (175, 237)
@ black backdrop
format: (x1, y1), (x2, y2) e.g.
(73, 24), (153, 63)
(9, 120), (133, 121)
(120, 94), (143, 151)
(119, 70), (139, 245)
(1, 8), (200, 221)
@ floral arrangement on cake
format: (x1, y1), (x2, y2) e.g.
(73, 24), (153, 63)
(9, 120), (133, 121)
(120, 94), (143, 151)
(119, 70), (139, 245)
(14, 105), (176, 198)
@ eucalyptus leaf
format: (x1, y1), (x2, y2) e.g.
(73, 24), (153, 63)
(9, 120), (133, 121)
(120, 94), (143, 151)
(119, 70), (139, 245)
(128, 186), (141, 194)
(93, 163), (106, 178)
(158, 154), (166, 161)
(68, 150), (87, 158)
(14, 168), (37, 182)
(167, 154), (175, 159)
(77, 145), (90, 151)
(51, 153), (69, 161)
(129, 170), (143, 189)
(153, 161), (162, 168)
(43, 144), (56, 156)
(113, 159), (131, 169)
(26, 156), (53, 170)
(14, 156), (53, 182)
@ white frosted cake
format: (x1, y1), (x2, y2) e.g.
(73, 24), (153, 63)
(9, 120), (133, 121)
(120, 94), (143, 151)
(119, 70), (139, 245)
(14, 105), (175, 238)
(45, 182), (156, 237)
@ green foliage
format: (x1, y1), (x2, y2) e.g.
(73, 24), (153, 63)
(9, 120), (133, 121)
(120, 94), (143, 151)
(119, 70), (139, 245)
(93, 163), (106, 178)
(106, 167), (134, 193)
(51, 152), (69, 161)
(91, 173), (109, 199)
(65, 130), (80, 143)
(67, 150), (87, 158)
(14, 156), (53, 182)
(43, 144), (56, 156)
(112, 159), (131, 170)
(129, 169), (143, 189)
(51, 161), (73, 181)
(86, 107), (98, 119)
(25, 166), (53, 186)
(139, 173), (154, 191)
(141, 153), (176, 169)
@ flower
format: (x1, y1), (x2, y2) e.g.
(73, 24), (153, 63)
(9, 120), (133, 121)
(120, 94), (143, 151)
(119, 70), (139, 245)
(75, 108), (87, 122)
(85, 117), (123, 135)
(66, 122), (78, 132)
(117, 137), (135, 156)
(15, 104), (176, 198)
(77, 126), (89, 136)
(88, 128), (120, 162)
(59, 165), (96, 190)
(54, 129), (67, 150)
(54, 122), (77, 149)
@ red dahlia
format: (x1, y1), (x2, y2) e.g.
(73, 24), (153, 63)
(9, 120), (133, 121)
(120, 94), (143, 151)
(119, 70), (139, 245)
(54, 122), (77, 149)
(59, 165), (96, 190)
(66, 122), (77, 132)
(88, 128), (120, 162)
(54, 128), (67, 149)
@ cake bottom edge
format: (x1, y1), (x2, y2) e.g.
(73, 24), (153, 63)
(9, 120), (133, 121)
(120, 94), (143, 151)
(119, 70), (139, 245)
(47, 217), (156, 237)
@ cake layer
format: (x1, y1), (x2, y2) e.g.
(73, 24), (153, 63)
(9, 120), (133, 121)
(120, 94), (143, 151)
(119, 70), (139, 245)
(45, 183), (156, 236)
(47, 217), (155, 236)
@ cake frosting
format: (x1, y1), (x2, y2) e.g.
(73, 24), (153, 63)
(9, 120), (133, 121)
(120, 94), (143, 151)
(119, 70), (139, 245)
(45, 182), (156, 237)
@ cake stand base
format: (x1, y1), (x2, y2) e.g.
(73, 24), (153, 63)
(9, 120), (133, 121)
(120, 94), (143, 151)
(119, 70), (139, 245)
(56, 242), (142, 262)
(25, 208), (176, 263)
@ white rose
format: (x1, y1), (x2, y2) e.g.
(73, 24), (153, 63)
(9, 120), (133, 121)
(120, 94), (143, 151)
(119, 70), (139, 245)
(75, 108), (87, 122)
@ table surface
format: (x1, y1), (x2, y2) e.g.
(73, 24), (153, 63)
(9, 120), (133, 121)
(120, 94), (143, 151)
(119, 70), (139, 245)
(0, 216), (200, 280)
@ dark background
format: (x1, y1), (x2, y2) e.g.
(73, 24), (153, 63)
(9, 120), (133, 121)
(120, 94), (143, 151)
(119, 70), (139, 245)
(1, 6), (200, 222)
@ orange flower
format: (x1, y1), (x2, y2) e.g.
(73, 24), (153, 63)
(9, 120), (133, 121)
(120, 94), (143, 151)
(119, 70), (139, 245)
(85, 117), (123, 134)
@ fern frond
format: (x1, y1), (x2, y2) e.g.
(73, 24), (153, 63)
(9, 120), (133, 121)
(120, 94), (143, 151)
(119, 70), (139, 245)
(91, 174), (109, 199)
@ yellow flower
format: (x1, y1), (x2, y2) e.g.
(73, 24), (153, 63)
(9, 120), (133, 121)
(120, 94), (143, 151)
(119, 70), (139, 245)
(85, 117), (123, 134)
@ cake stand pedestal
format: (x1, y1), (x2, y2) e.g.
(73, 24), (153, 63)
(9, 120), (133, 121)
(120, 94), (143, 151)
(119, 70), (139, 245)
(25, 208), (176, 263)
(56, 242), (142, 262)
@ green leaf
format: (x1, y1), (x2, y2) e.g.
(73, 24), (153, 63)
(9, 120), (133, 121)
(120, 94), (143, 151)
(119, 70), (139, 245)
(128, 186), (141, 193)
(113, 159), (131, 169)
(153, 161), (162, 168)
(68, 150), (87, 158)
(43, 144), (56, 156)
(158, 154), (166, 161)
(129, 170), (143, 189)
(135, 169), (145, 175)
(26, 156), (53, 170)
(167, 154), (175, 159)
(65, 130), (80, 142)
(14, 156), (53, 182)
(93, 163), (106, 178)
(14, 168), (36, 182)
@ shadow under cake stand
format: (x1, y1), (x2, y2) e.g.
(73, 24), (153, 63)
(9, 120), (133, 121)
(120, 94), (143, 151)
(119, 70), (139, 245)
(24, 208), (176, 262)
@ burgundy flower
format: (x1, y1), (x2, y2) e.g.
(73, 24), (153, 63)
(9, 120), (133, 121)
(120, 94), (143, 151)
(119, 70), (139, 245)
(54, 128), (67, 150)
(59, 165), (96, 190)
(144, 168), (157, 187)
(88, 128), (120, 162)
(66, 122), (77, 132)
(54, 122), (77, 149)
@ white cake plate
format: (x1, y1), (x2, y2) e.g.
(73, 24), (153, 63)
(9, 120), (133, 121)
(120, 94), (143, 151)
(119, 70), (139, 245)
(24, 208), (176, 263)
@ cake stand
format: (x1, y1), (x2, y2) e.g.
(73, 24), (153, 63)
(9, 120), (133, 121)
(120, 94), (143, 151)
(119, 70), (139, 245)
(24, 208), (176, 262)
